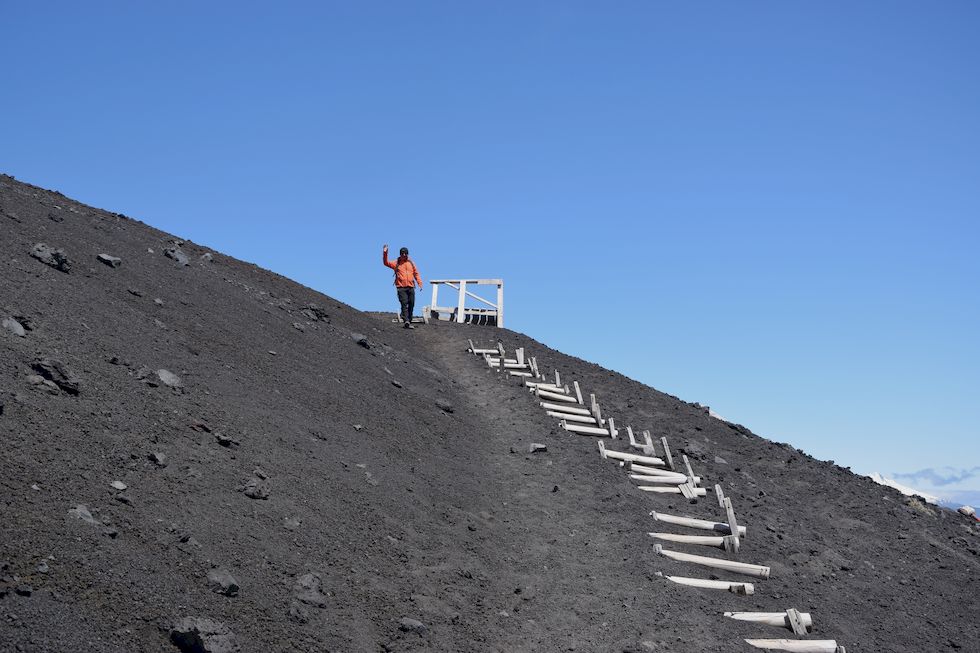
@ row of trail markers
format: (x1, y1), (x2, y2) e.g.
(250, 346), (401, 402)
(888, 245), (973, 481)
(466, 339), (849, 653)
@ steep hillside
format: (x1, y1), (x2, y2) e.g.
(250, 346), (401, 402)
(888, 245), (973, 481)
(1, 174), (977, 652)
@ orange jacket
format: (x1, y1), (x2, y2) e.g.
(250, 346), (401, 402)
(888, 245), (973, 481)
(383, 250), (422, 288)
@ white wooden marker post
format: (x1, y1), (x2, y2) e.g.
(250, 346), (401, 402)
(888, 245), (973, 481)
(649, 511), (747, 537)
(660, 437), (675, 471)
(539, 402), (591, 415)
(598, 442), (663, 466)
(573, 381), (584, 405)
(665, 575), (754, 595)
(726, 610), (813, 635)
(654, 544), (771, 579)
(744, 640), (845, 653)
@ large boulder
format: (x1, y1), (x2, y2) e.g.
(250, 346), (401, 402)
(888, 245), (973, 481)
(30, 243), (71, 273)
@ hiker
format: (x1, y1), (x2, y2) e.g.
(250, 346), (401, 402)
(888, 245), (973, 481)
(382, 244), (423, 328)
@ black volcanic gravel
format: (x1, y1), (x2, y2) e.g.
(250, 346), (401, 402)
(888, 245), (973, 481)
(1, 174), (978, 652)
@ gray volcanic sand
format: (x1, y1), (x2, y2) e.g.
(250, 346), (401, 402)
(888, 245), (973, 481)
(1, 174), (977, 652)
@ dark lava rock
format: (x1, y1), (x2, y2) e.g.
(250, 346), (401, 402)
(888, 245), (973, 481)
(301, 303), (330, 322)
(207, 569), (240, 597)
(529, 443), (547, 453)
(97, 253), (122, 268)
(15, 584), (33, 597)
(32, 358), (80, 395)
(435, 398), (454, 413)
(398, 617), (427, 634)
(351, 332), (370, 348)
(2, 317), (26, 337)
(170, 617), (239, 653)
(164, 247), (190, 266)
(215, 434), (240, 448)
(30, 243), (72, 273)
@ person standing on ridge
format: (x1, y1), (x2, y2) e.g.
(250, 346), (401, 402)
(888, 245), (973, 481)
(382, 244), (423, 329)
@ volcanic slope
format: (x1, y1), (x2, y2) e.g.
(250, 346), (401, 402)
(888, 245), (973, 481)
(1, 173), (977, 653)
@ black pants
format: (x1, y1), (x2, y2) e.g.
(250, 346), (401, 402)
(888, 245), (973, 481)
(397, 286), (415, 324)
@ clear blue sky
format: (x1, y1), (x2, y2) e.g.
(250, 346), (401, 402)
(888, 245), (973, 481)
(3, 2), (978, 503)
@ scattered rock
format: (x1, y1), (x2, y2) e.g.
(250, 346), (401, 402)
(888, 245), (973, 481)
(97, 253), (122, 268)
(292, 322), (305, 332)
(529, 443), (548, 454)
(156, 369), (182, 389)
(14, 584), (32, 597)
(2, 317), (26, 337)
(114, 494), (133, 505)
(435, 398), (454, 413)
(283, 517), (301, 531)
(12, 314), (35, 331)
(68, 504), (102, 526)
(714, 456), (729, 465)
(398, 617), (427, 634)
(239, 477), (270, 500)
(154, 298), (165, 306)
(391, 380), (403, 389)
(959, 506), (976, 518)
(36, 562), (49, 574)
(300, 303), (330, 322)
(170, 617), (239, 653)
(215, 434), (240, 448)
(149, 452), (168, 467)
(110, 480), (127, 491)
(351, 332), (370, 348)
(207, 569), (240, 597)
(164, 247), (189, 266)
(30, 243), (72, 273)
(32, 358), (80, 395)
(292, 573), (329, 608)
(128, 288), (144, 297)
(353, 424), (364, 431)
(200, 252), (214, 263)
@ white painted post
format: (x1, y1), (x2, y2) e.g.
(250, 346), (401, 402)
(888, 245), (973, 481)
(539, 401), (591, 415)
(496, 281), (504, 328)
(432, 283), (439, 315)
(607, 417), (617, 438)
(516, 348), (524, 366)
(715, 484), (726, 508)
(649, 511), (747, 537)
(642, 430), (655, 454)
(660, 437), (675, 471)
(639, 486), (708, 496)
(456, 280), (467, 323)
(665, 575), (754, 595)
(649, 533), (727, 548)
(573, 381), (583, 405)
(653, 544), (770, 579)
(724, 497), (743, 542)
(744, 640), (841, 653)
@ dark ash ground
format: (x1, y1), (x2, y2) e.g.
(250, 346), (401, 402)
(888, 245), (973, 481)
(1, 174), (977, 652)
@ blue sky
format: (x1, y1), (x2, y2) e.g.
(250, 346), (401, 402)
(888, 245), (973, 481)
(3, 2), (978, 503)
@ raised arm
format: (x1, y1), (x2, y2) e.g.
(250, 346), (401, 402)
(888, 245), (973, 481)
(382, 244), (396, 269)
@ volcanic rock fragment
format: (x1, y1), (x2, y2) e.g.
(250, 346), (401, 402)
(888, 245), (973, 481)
(2, 317), (25, 337)
(351, 332), (370, 348)
(32, 358), (80, 395)
(292, 572), (328, 607)
(300, 303), (330, 322)
(68, 504), (102, 526)
(149, 452), (168, 467)
(164, 247), (189, 266)
(435, 397), (454, 413)
(30, 243), (71, 272)
(529, 443), (547, 453)
(207, 569), (240, 597)
(156, 369), (182, 388)
(170, 617), (239, 653)
(97, 253), (122, 268)
(398, 617), (427, 634)
(239, 475), (270, 500)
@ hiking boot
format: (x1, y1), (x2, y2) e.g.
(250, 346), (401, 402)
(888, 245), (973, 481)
(404, 322), (415, 329)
